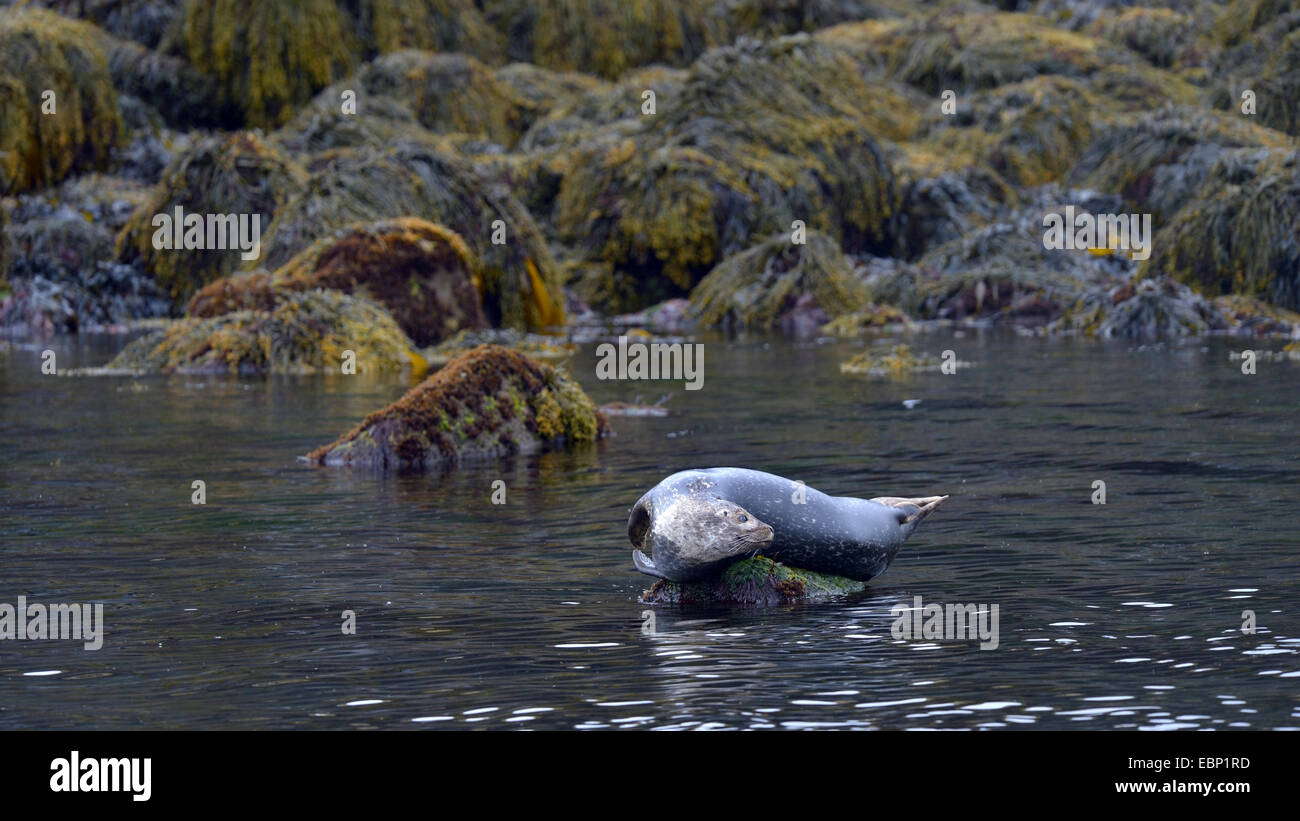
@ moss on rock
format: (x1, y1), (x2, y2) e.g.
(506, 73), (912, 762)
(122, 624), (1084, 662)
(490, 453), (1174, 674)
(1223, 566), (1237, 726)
(0, 8), (123, 194)
(115, 132), (305, 306)
(106, 288), (420, 374)
(689, 231), (870, 330)
(641, 556), (866, 606)
(307, 344), (607, 469)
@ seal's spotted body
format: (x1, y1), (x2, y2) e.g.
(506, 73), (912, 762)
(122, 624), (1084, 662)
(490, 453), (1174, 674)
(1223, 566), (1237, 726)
(629, 468), (946, 582)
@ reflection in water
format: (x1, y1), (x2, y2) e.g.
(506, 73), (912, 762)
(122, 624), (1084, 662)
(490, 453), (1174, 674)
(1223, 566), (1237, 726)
(0, 329), (1297, 729)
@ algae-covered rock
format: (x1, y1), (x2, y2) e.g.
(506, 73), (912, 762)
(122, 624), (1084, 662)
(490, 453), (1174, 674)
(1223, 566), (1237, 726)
(1068, 107), (1292, 222)
(982, 76), (1096, 187)
(262, 141), (564, 330)
(352, 0), (503, 61)
(555, 35), (900, 311)
(308, 344), (608, 469)
(641, 556), (866, 606)
(116, 132), (305, 306)
(1085, 6), (1208, 70)
(1209, 0), (1300, 136)
(165, 0), (358, 129)
(820, 304), (911, 336)
(0, 8), (123, 194)
(105, 288), (421, 374)
(485, 0), (726, 79)
(689, 232), (870, 331)
(840, 343), (961, 377)
(1047, 276), (1228, 339)
(422, 328), (574, 366)
(273, 217), (486, 346)
(1142, 148), (1300, 310)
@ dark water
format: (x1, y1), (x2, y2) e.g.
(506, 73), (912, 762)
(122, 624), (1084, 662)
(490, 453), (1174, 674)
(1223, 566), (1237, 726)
(2, 329), (1297, 730)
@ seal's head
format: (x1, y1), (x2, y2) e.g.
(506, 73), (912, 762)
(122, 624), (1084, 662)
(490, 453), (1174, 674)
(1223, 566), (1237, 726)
(630, 495), (774, 582)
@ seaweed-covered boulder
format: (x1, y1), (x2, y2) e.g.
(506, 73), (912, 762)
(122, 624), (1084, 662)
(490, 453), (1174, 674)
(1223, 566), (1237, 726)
(422, 328), (574, 366)
(554, 35), (901, 312)
(19, 0), (180, 49)
(485, 0), (726, 78)
(273, 218), (486, 346)
(1142, 148), (1300, 310)
(116, 132), (305, 306)
(689, 232), (870, 331)
(307, 344), (608, 469)
(914, 191), (1133, 324)
(1046, 276), (1229, 339)
(1085, 6), (1208, 70)
(1068, 107), (1291, 221)
(261, 141), (564, 330)
(820, 304), (911, 336)
(0, 8), (123, 194)
(1209, 0), (1300, 136)
(981, 76), (1096, 187)
(352, 0), (503, 60)
(105, 289), (421, 374)
(641, 556), (866, 606)
(163, 0), (358, 129)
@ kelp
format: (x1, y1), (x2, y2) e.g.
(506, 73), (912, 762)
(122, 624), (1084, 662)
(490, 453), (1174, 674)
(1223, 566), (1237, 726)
(0, 8), (123, 194)
(308, 344), (608, 469)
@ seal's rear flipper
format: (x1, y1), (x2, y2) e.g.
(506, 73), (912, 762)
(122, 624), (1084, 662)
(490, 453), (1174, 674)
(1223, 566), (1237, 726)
(871, 495), (948, 537)
(632, 549), (666, 579)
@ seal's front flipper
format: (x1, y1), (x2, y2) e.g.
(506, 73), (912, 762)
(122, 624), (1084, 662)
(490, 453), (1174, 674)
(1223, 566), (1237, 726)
(632, 549), (666, 579)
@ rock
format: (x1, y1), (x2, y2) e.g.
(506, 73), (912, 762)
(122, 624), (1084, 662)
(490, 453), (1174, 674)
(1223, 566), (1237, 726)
(260, 140), (565, 330)
(689, 231), (870, 331)
(1208, 0), (1300, 136)
(105, 289), (421, 374)
(820, 304), (911, 336)
(115, 132), (306, 306)
(270, 217), (486, 346)
(641, 556), (867, 606)
(422, 328), (574, 366)
(0, 8), (123, 194)
(1142, 148), (1300, 310)
(307, 344), (608, 469)
(1047, 276), (1228, 339)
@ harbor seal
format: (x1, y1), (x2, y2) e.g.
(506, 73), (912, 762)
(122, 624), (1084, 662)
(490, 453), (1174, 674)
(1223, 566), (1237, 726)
(628, 468), (946, 582)
(630, 495), (774, 582)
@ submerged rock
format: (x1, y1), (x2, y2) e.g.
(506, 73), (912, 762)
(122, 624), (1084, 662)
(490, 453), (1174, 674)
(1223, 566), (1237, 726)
(0, 8), (124, 194)
(105, 288), (421, 374)
(308, 344), (607, 469)
(641, 556), (866, 606)
(689, 232), (870, 331)
(840, 343), (963, 377)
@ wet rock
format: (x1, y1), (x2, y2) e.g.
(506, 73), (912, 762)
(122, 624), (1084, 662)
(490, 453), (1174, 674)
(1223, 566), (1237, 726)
(820, 304), (911, 336)
(641, 556), (866, 606)
(1208, 0), (1300, 136)
(0, 8), (123, 194)
(1047, 276), (1229, 339)
(690, 232), (870, 331)
(307, 344), (608, 469)
(612, 298), (694, 334)
(422, 327), (575, 366)
(105, 288), (421, 374)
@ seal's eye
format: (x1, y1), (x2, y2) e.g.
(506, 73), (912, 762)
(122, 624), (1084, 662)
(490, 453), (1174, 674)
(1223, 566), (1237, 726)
(738, 514), (748, 522)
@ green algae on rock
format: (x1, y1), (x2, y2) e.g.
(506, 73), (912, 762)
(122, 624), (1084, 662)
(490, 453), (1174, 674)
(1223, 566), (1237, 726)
(116, 132), (305, 306)
(689, 231), (870, 330)
(260, 141), (565, 330)
(308, 344), (607, 469)
(422, 328), (574, 366)
(106, 288), (421, 374)
(0, 8), (123, 194)
(641, 556), (866, 606)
